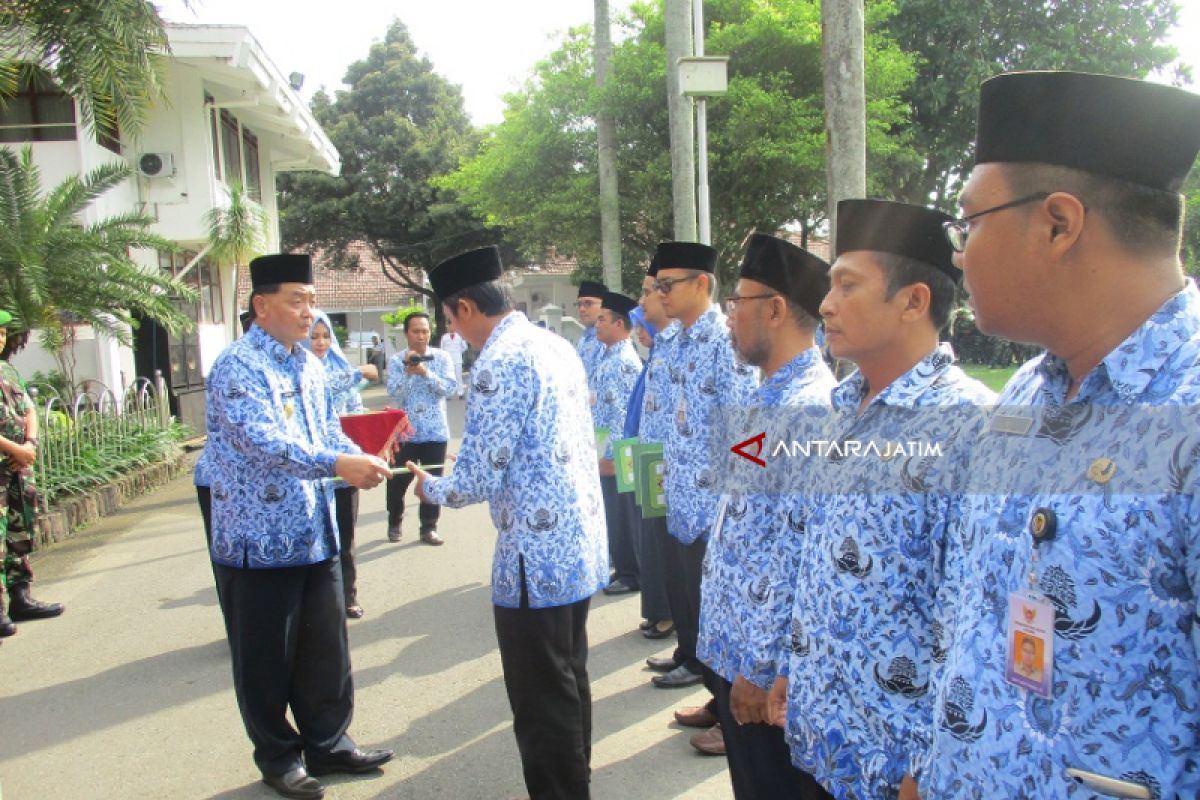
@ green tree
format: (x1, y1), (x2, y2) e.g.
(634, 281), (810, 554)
(0, 0), (171, 138)
(441, 0), (916, 292)
(1183, 169), (1200, 277)
(277, 20), (501, 321)
(885, 0), (1185, 208)
(205, 180), (268, 326)
(0, 146), (192, 385)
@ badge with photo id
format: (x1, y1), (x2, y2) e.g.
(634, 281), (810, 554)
(1006, 592), (1054, 698)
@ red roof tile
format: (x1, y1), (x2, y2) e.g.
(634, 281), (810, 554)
(236, 241), (424, 310)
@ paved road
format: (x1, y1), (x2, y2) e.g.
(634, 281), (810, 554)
(0, 387), (734, 800)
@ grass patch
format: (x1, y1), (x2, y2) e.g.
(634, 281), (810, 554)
(962, 363), (1019, 393)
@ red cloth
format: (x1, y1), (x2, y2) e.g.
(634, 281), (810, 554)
(339, 409), (413, 461)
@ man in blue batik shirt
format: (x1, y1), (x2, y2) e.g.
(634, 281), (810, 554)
(408, 246), (607, 800)
(574, 280), (607, 378)
(919, 73), (1200, 800)
(385, 311), (457, 545)
(767, 201), (994, 800)
(646, 241), (758, 760)
(205, 253), (395, 800)
(590, 291), (645, 596)
(697, 232), (836, 799)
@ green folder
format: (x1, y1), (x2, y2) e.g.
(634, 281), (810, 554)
(634, 442), (666, 518)
(594, 426), (611, 456)
(614, 437), (639, 493)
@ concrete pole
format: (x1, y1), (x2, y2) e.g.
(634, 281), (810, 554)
(665, 0), (697, 241)
(594, 0), (622, 290)
(821, 0), (866, 251)
(693, 0), (711, 245)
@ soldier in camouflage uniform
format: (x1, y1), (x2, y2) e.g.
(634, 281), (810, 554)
(0, 310), (64, 639)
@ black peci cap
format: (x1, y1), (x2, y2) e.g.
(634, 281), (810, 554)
(577, 280), (607, 299)
(250, 253), (313, 288)
(655, 241), (719, 273)
(430, 246), (504, 303)
(737, 232), (831, 319)
(975, 71), (1200, 192)
(835, 199), (959, 281)
(601, 291), (638, 317)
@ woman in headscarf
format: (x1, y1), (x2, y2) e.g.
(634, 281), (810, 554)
(303, 311), (377, 618)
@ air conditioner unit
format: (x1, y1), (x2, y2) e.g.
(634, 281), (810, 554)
(138, 152), (175, 178)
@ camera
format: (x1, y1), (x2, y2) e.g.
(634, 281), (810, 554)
(405, 354), (435, 367)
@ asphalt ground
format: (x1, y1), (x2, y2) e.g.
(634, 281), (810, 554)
(0, 385), (734, 800)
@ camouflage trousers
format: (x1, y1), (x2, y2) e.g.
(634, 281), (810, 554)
(0, 466), (37, 589)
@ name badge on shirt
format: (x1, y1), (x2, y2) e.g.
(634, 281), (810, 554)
(1005, 592), (1054, 698)
(676, 397), (687, 429)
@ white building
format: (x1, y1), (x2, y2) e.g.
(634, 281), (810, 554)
(0, 23), (338, 432)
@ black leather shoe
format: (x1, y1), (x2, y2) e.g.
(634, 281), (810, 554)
(306, 747), (394, 776)
(652, 664), (704, 688)
(646, 655), (678, 673)
(262, 767), (324, 799)
(642, 621), (675, 640)
(7, 585), (63, 621)
(387, 518), (402, 542)
(0, 612), (15, 638)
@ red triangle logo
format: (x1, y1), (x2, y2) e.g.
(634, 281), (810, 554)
(731, 431), (767, 468)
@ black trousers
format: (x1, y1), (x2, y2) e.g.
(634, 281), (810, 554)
(600, 475), (639, 588)
(714, 677), (833, 800)
(386, 440), (447, 527)
(334, 486), (359, 606)
(636, 511), (671, 622)
(661, 533), (707, 672)
(493, 571), (592, 800)
(197, 485), (212, 546)
(213, 557), (356, 776)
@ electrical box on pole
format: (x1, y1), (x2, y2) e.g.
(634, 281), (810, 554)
(677, 56), (729, 97)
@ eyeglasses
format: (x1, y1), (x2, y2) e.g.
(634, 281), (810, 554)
(651, 274), (701, 294)
(723, 293), (777, 313)
(942, 192), (1051, 253)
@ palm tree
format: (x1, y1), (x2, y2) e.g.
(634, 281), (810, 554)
(0, 0), (171, 138)
(0, 145), (193, 385)
(205, 180), (269, 334)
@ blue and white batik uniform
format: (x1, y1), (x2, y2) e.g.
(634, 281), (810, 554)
(923, 283), (1200, 800)
(575, 325), (606, 378)
(423, 312), (609, 609)
(639, 321), (680, 444)
(784, 344), (994, 799)
(386, 347), (457, 443)
(205, 324), (361, 569)
(697, 346), (835, 689)
(662, 305), (758, 544)
(588, 338), (643, 458)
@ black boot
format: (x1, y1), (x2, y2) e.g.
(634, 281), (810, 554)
(0, 595), (15, 637)
(7, 583), (64, 621)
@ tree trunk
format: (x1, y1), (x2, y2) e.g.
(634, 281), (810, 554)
(821, 0), (866, 250)
(595, 0), (622, 290)
(665, 0), (697, 241)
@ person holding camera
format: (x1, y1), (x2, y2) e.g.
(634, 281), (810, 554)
(385, 312), (458, 545)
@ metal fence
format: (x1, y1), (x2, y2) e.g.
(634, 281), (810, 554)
(26, 371), (178, 507)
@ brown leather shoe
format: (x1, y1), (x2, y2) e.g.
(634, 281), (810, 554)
(674, 704), (718, 728)
(689, 723), (726, 756)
